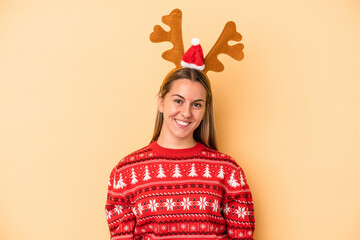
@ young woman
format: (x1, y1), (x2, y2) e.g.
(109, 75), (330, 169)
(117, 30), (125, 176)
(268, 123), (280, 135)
(105, 68), (255, 239)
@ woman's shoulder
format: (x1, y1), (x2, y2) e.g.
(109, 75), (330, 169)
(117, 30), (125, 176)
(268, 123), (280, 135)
(113, 143), (154, 170)
(199, 144), (239, 168)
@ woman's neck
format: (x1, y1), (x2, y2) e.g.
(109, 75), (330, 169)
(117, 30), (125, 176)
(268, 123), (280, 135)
(157, 135), (197, 149)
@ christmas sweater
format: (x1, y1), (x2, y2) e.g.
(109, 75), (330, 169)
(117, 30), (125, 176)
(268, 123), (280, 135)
(105, 141), (255, 240)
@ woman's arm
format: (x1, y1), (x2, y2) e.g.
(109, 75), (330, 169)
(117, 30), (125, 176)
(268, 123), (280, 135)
(222, 167), (255, 240)
(105, 169), (136, 240)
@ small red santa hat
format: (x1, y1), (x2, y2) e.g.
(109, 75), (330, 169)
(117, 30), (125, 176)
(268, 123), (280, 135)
(181, 38), (205, 71)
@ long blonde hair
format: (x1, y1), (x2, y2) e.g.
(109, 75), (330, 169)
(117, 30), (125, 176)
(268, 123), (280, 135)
(150, 68), (217, 150)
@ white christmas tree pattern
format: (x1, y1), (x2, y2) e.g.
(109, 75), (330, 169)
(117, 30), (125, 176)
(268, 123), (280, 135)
(114, 173), (127, 189)
(157, 164), (166, 178)
(143, 166), (152, 181)
(203, 164), (212, 178)
(188, 163), (198, 177)
(172, 164), (182, 178)
(239, 171), (246, 186)
(216, 166), (225, 179)
(228, 170), (240, 187)
(131, 168), (138, 184)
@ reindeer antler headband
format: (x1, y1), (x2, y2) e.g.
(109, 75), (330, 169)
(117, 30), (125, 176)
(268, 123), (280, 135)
(150, 9), (244, 81)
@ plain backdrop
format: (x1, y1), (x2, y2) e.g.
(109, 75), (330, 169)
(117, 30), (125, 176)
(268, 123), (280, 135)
(1, 0), (360, 239)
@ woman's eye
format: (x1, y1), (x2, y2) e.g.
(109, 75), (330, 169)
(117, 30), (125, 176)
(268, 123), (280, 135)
(174, 99), (182, 104)
(193, 103), (202, 108)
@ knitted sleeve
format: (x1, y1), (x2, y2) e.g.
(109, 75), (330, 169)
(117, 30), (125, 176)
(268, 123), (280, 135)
(222, 166), (255, 240)
(105, 168), (136, 240)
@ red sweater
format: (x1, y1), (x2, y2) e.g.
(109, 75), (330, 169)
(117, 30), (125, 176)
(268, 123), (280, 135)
(105, 141), (255, 240)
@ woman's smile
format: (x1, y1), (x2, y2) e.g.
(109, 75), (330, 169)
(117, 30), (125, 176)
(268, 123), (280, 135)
(175, 119), (191, 127)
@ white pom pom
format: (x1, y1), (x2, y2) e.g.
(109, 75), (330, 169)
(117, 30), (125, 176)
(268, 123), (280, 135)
(191, 38), (200, 46)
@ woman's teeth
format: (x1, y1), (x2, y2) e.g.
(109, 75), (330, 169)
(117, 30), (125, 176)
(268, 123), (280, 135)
(176, 119), (190, 126)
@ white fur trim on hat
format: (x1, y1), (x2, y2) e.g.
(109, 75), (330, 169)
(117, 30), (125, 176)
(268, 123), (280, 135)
(181, 60), (205, 71)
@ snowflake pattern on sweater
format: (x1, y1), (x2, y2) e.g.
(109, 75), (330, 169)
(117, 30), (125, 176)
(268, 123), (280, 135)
(105, 141), (255, 240)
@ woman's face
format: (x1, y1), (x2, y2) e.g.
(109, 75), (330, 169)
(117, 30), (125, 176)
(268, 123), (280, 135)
(158, 78), (207, 144)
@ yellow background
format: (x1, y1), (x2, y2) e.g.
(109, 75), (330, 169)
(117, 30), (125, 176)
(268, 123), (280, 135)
(1, 0), (359, 239)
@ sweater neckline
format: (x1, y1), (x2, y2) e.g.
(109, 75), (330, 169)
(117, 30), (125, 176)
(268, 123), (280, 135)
(150, 141), (205, 156)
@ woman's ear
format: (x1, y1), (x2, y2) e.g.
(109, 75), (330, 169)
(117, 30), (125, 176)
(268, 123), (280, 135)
(157, 95), (164, 113)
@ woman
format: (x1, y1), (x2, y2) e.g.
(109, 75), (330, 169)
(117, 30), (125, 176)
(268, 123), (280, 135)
(105, 68), (255, 239)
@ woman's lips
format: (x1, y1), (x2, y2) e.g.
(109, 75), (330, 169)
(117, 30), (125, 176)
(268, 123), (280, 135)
(175, 119), (191, 128)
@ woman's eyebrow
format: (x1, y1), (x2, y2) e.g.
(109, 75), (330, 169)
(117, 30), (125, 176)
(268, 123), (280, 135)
(171, 94), (185, 99)
(171, 94), (205, 102)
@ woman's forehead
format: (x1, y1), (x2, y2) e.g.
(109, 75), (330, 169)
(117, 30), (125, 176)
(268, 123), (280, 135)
(168, 79), (207, 99)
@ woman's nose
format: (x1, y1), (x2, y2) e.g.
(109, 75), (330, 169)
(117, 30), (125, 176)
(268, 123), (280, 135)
(181, 105), (192, 118)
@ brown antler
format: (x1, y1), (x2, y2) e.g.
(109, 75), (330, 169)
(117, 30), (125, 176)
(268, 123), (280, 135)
(150, 9), (184, 68)
(204, 21), (244, 74)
